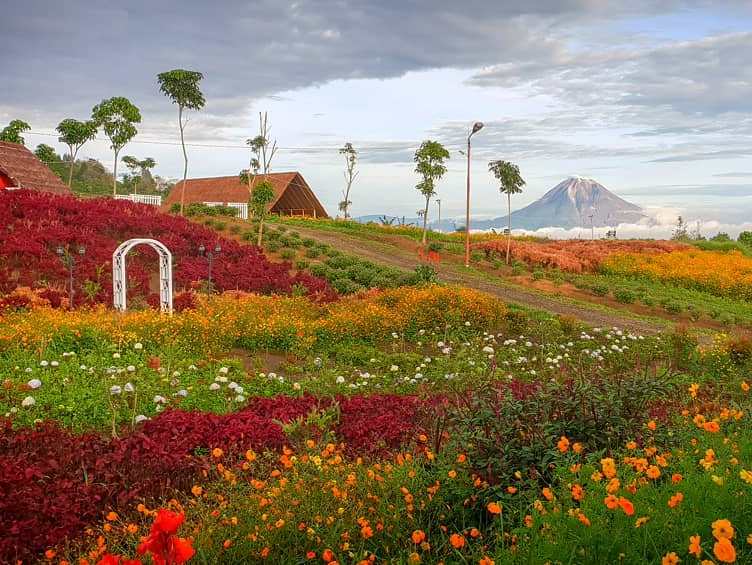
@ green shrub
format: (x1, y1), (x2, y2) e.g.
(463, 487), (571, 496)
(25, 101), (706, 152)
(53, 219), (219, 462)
(302, 238), (316, 248)
(266, 241), (282, 252)
(531, 269), (545, 281)
(280, 249), (296, 260)
(309, 263), (330, 278)
(641, 295), (656, 307)
(590, 283), (609, 296)
(614, 289), (637, 304)
(228, 225), (241, 235)
(241, 231), (256, 242)
(265, 230), (281, 241)
(332, 277), (363, 294)
(326, 255), (357, 269)
(663, 301), (683, 314)
(294, 259), (310, 270)
(305, 248), (321, 258)
(213, 221), (227, 231)
(413, 264), (438, 284)
(186, 202), (239, 218)
(470, 251), (484, 263)
(427, 241), (443, 252)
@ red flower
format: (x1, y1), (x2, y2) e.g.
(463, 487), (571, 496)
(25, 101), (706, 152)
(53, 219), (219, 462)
(97, 555), (143, 565)
(137, 509), (195, 565)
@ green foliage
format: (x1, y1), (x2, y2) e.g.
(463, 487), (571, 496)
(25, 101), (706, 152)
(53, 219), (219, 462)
(156, 69), (206, 110)
(56, 118), (98, 186)
(488, 159), (525, 196)
(0, 119), (31, 144)
(413, 264), (438, 284)
(34, 144), (57, 163)
(91, 97), (141, 152)
(614, 289), (637, 304)
(739, 231), (752, 246)
(251, 180), (275, 217)
(184, 202), (238, 218)
(280, 249), (296, 260)
(414, 140), (449, 199)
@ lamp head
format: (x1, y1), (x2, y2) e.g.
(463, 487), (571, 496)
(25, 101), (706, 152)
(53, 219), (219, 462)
(56, 246), (64, 256)
(471, 121), (484, 135)
(214, 244), (221, 254)
(198, 244), (206, 255)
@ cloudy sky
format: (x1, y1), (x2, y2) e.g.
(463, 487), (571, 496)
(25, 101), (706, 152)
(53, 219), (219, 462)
(2, 0), (751, 234)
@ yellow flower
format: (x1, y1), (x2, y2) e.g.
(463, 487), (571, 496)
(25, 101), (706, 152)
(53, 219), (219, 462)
(740, 469), (752, 484)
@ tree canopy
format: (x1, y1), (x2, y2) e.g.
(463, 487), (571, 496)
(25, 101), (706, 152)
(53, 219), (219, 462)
(488, 160), (525, 196)
(157, 70), (206, 110)
(0, 120), (31, 144)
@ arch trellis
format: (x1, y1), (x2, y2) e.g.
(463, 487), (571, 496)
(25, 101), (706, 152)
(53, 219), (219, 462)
(113, 238), (173, 313)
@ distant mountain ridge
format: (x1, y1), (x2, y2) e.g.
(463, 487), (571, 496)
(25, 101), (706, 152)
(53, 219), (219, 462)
(355, 178), (644, 231)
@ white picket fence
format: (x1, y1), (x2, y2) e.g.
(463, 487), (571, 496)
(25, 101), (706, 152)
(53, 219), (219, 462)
(115, 194), (162, 206)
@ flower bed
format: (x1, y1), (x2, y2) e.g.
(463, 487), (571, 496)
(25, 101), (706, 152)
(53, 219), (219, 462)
(0, 190), (335, 306)
(472, 239), (688, 273)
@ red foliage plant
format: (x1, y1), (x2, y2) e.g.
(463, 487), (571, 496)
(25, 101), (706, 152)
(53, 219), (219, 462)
(472, 238), (689, 273)
(0, 393), (425, 562)
(0, 190), (336, 307)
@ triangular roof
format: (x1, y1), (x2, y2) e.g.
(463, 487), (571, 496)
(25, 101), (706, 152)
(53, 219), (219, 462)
(0, 141), (70, 194)
(165, 172), (328, 218)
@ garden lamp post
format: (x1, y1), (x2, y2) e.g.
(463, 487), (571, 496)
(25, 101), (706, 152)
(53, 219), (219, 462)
(56, 245), (86, 308)
(464, 121), (484, 268)
(199, 243), (221, 294)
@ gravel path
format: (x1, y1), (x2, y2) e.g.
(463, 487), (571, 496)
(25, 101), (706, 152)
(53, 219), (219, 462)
(289, 225), (668, 335)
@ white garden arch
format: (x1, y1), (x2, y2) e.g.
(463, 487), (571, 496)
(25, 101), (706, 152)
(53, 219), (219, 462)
(113, 238), (173, 313)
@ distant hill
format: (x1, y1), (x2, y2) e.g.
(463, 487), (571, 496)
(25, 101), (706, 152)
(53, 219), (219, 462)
(473, 177), (645, 230)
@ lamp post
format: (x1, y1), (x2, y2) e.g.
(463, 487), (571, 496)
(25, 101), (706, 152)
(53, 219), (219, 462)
(436, 199), (441, 233)
(56, 245), (86, 308)
(464, 121), (484, 268)
(198, 244), (221, 294)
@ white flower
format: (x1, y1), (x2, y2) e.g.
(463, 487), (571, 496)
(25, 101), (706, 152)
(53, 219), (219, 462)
(234, 386), (244, 395)
(235, 394), (245, 402)
(79, 364), (87, 370)
(50, 361), (59, 367)
(268, 372), (277, 379)
(176, 389), (188, 397)
(209, 383), (221, 391)
(465, 321), (471, 326)
(216, 376), (228, 383)
(482, 346), (495, 354)
(110, 385), (122, 395)
(134, 414), (149, 423)
(336, 376), (345, 384)
(27, 378), (42, 389)
(390, 365), (399, 372)
(21, 396), (35, 407)
(314, 357), (322, 367)
(188, 364), (197, 370)
(293, 382), (301, 390)
(219, 366), (229, 374)
(124, 382), (135, 393)
(113, 353), (121, 359)
(228, 381), (238, 390)
(40, 360), (49, 367)
(25, 367), (33, 373)
(153, 395), (167, 404)
(134, 342), (143, 350)
(127, 365), (136, 372)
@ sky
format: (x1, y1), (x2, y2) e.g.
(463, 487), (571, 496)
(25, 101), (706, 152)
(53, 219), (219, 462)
(2, 0), (751, 236)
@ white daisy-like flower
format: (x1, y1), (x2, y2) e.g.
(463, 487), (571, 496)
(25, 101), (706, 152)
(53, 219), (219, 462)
(219, 367), (229, 374)
(21, 396), (36, 407)
(124, 382), (135, 393)
(176, 389), (188, 397)
(209, 383), (221, 391)
(482, 346), (494, 354)
(40, 360), (49, 367)
(228, 382), (238, 390)
(293, 382), (301, 390)
(110, 385), (122, 395)
(235, 394), (245, 402)
(50, 361), (59, 367)
(336, 376), (345, 384)
(134, 414), (149, 423)
(113, 353), (121, 359)
(27, 379), (42, 389)
(216, 376), (228, 383)
(153, 395), (167, 403)
(25, 367), (33, 373)
(234, 386), (244, 395)
(268, 372), (277, 379)
(390, 365), (399, 372)
(127, 365), (136, 372)
(134, 342), (143, 350)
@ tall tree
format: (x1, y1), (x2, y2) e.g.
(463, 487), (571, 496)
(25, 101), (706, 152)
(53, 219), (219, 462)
(0, 120), (31, 144)
(56, 118), (98, 187)
(250, 180), (276, 246)
(122, 155), (157, 194)
(414, 140), (450, 245)
(239, 112), (277, 216)
(91, 97), (141, 196)
(338, 142), (358, 219)
(157, 69), (205, 214)
(488, 160), (525, 264)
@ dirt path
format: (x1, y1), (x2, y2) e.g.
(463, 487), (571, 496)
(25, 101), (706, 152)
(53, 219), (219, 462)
(287, 225), (668, 335)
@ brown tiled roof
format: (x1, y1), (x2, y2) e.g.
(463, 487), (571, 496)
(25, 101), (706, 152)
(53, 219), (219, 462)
(0, 141), (70, 194)
(165, 172), (328, 218)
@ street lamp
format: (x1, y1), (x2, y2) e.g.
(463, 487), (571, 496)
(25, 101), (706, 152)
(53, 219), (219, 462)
(198, 243), (222, 294)
(464, 121), (484, 267)
(56, 244), (86, 308)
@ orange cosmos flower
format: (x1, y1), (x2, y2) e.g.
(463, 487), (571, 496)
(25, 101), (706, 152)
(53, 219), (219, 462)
(689, 535), (702, 557)
(542, 487), (554, 501)
(662, 552), (680, 565)
(411, 530), (426, 544)
(741, 381), (750, 393)
(714, 537), (736, 563)
(668, 493), (684, 508)
(604, 495), (619, 509)
(449, 533), (466, 549)
(211, 447), (224, 458)
(479, 557), (495, 565)
(507, 486), (517, 494)
(712, 519), (735, 540)
(361, 525), (374, 539)
(487, 501), (502, 515)
(577, 512), (591, 527)
(322, 549), (335, 562)
(557, 436), (570, 453)
(618, 497), (635, 516)
(647, 420), (657, 430)
(646, 465), (661, 479)
(672, 473), (683, 484)
(571, 484), (584, 501)
(191, 485), (203, 497)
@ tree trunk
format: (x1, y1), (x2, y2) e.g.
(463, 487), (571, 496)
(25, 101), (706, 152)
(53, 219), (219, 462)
(179, 105), (188, 215)
(113, 148), (120, 196)
(343, 183), (351, 219)
(67, 146), (76, 188)
(257, 217), (264, 246)
(421, 197), (430, 245)
(506, 192), (512, 265)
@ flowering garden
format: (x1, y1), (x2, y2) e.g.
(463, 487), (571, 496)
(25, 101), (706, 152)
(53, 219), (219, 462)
(1, 193), (752, 564)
